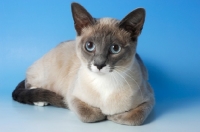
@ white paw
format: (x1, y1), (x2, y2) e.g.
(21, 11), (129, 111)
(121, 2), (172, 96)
(30, 87), (37, 89)
(29, 87), (49, 107)
(33, 102), (48, 107)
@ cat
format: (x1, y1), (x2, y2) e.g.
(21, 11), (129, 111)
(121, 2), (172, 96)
(12, 2), (155, 126)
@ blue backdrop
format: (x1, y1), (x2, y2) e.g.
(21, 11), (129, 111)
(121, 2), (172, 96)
(0, 0), (200, 131)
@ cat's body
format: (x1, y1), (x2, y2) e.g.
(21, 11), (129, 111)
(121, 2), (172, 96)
(12, 3), (155, 125)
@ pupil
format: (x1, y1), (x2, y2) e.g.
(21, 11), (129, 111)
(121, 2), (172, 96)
(113, 45), (119, 51)
(88, 42), (93, 49)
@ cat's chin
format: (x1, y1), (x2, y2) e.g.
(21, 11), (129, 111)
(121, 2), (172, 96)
(91, 70), (108, 75)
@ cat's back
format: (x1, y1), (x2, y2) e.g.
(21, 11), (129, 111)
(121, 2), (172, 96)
(29, 40), (77, 71)
(26, 40), (80, 95)
(54, 40), (76, 56)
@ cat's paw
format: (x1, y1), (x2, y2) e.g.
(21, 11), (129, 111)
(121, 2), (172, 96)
(107, 109), (146, 126)
(29, 86), (38, 89)
(33, 102), (48, 107)
(72, 97), (106, 123)
(78, 105), (106, 123)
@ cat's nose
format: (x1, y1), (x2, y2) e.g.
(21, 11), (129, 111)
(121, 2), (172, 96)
(94, 63), (106, 70)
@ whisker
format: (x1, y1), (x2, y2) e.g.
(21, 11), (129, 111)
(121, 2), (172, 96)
(110, 73), (119, 88)
(115, 68), (144, 101)
(114, 66), (135, 74)
(114, 70), (132, 92)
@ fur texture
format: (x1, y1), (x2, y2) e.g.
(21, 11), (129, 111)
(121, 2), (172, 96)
(12, 2), (155, 125)
(12, 80), (66, 108)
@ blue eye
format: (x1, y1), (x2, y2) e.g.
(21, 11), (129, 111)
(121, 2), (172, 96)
(110, 44), (121, 54)
(85, 42), (95, 52)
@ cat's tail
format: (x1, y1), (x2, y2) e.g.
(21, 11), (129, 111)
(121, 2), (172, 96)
(12, 80), (67, 108)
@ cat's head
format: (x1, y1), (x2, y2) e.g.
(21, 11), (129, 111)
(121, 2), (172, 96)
(71, 3), (145, 74)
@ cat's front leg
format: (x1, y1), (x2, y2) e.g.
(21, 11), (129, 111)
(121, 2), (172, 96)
(107, 100), (154, 126)
(71, 97), (106, 123)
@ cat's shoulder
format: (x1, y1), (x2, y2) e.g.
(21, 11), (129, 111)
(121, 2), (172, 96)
(135, 53), (148, 80)
(52, 40), (76, 53)
(56, 40), (76, 48)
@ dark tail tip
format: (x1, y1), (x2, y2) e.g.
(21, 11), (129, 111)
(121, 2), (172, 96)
(12, 80), (26, 101)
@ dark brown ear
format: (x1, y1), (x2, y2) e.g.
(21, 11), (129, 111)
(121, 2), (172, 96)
(71, 3), (95, 36)
(119, 8), (145, 39)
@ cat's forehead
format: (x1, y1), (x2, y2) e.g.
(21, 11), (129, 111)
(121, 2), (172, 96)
(81, 18), (131, 45)
(97, 18), (119, 26)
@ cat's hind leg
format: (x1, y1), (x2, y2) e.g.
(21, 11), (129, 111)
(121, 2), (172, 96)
(29, 87), (49, 107)
(12, 80), (67, 108)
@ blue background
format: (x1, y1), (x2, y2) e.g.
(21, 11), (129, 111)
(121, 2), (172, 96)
(0, 0), (200, 131)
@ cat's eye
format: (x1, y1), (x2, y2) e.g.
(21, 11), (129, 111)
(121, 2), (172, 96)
(85, 42), (95, 52)
(110, 44), (121, 54)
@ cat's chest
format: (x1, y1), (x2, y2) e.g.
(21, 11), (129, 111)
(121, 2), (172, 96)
(92, 79), (138, 115)
(73, 71), (140, 115)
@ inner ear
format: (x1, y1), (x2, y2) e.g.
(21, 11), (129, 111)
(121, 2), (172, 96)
(71, 3), (95, 36)
(119, 8), (145, 39)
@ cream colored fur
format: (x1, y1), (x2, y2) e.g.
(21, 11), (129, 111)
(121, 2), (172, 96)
(26, 39), (153, 115)
(24, 3), (155, 125)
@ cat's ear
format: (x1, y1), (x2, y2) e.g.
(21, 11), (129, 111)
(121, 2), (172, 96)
(71, 3), (95, 36)
(119, 8), (145, 39)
